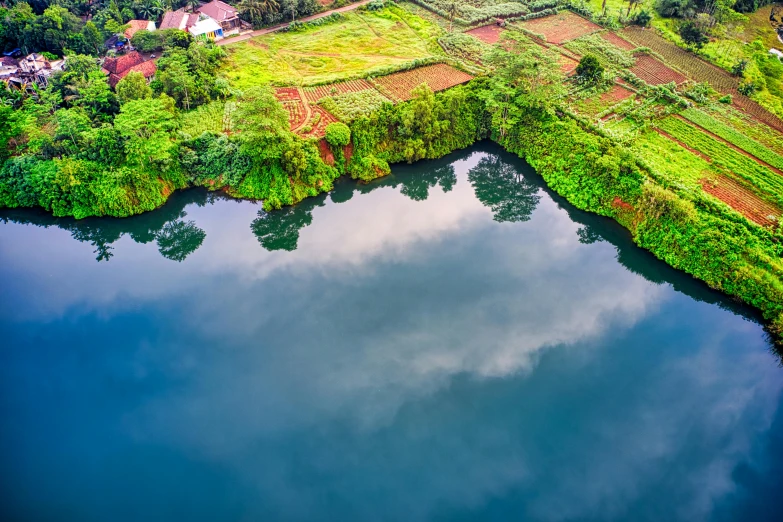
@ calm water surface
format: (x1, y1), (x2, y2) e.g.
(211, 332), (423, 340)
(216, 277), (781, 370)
(1, 143), (782, 522)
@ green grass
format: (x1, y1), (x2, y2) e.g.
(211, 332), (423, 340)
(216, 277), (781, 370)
(631, 128), (713, 189)
(680, 107), (783, 171)
(318, 89), (393, 122)
(222, 6), (442, 87)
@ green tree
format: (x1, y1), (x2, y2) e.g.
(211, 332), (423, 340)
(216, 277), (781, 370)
(80, 21), (103, 55)
(576, 54), (604, 84)
(679, 21), (708, 49)
(54, 107), (92, 155)
(116, 71), (153, 104)
(113, 95), (178, 169)
(239, 0), (280, 26)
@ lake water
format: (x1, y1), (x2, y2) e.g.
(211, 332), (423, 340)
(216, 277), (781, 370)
(1, 143), (782, 522)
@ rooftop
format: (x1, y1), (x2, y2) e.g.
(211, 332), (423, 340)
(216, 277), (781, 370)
(197, 1), (239, 22)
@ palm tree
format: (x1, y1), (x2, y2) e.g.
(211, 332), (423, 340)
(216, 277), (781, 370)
(186, 0), (201, 12)
(447, 2), (458, 33)
(149, 0), (168, 19)
(240, 0), (279, 25)
(626, 0), (640, 18)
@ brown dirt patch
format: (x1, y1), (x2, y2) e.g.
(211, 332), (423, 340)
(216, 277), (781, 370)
(465, 24), (506, 45)
(600, 83), (634, 104)
(275, 87), (308, 130)
(600, 31), (635, 50)
(298, 105), (338, 139)
(518, 11), (601, 45)
(318, 139), (335, 166)
(630, 54), (687, 86)
(701, 176), (781, 227)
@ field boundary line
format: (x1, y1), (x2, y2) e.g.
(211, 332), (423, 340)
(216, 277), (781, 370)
(673, 114), (783, 177)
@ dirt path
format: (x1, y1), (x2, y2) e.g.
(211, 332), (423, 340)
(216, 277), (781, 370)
(673, 114), (783, 177)
(218, 0), (373, 46)
(292, 87), (313, 133)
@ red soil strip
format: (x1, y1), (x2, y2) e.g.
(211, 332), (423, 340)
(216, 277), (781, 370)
(275, 87), (308, 130)
(701, 176), (780, 227)
(318, 138), (335, 166)
(373, 63), (473, 102)
(601, 112), (616, 122)
(630, 54), (687, 86)
(673, 114), (783, 177)
(600, 83), (634, 104)
(653, 127), (713, 162)
(465, 24), (506, 45)
(298, 105), (338, 139)
(558, 54), (579, 74)
(600, 31), (635, 50)
(612, 196), (634, 212)
(302, 79), (379, 103)
(518, 12), (601, 45)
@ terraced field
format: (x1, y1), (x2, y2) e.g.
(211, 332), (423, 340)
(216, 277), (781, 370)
(629, 54), (687, 86)
(701, 176), (781, 227)
(620, 26), (783, 132)
(518, 11), (601, 44)
(302, 80), (378, 103)
(372, 63), (473, 102)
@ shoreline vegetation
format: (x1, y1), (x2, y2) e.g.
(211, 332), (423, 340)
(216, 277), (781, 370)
(1, 1), (783, 339)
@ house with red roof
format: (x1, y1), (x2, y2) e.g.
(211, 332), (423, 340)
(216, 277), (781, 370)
(196, 1), (244, 35)
(160, 9), (200, 32)
(101, 51), (157, 88)
(124, 20), (156, 40)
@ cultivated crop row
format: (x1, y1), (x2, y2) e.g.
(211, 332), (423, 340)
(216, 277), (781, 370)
(680, 109), (783, 172)
(706, 106), (783, 156)
(657, 117), (783, 200)
(275, 88), (308, 130)
(629, 55), (687, 86)
(372, 63), (473, 102)
(701, 176), (781, 227)
(303, 80), (378, 103)
(621, 26), (783, 133)
(517, 11), (601, 45)
(599, 32), (635, 51)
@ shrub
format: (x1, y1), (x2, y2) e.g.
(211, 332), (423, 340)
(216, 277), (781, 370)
(679, 22), (708, 49)
(325, 122), (351, 147)
(576, 55), (604, 84)
(633, 10), (652, 27)
(732, 59), (748, 77)
(718, 94), (732, 104)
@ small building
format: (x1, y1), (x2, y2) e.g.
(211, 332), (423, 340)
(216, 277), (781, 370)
(125, 19), (157, 40)
(16, 53), (65, 88)
(160, 9), (199, 32)
(196, 1), (244, 35)
(102, 51), (157, 88)
(189, 17), (224, 41)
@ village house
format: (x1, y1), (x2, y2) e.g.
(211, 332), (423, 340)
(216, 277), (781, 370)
(101, 51), (157, 89)
(160, 9), (200, 32)
(15, 53), (65, 88)
(159, 2), (247, 41)
(196, 1), (245, 36)
(124, 19), (157, 40)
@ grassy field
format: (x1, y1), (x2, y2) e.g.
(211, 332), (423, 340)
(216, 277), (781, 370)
(221, 5), (443, 87)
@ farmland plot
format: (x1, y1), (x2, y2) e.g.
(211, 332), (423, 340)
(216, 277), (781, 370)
(621, 26), (783, 132)
(600, 31), (635, 51)
(629, 54), (687, 86)
(517, 11), (601, 44)
(702, 176), (781, 227)
(275, 87), (308, 130)
(302, 80), (379, 103)
(465, 25), (506, 45)
(372, 63), (473, 102)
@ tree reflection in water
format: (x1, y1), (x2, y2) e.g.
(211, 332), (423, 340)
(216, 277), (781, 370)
(0, 189), (212, 262)
(468, 154), (540, 223)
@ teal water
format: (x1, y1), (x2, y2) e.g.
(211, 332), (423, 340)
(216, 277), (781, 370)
(1, 143), (782, 522)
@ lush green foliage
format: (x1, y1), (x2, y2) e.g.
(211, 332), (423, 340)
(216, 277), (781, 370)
(318, 89), (392, 122)
(325, 122), (351, 147)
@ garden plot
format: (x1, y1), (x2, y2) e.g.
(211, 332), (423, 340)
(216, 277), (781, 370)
(600, 31), (635, 50)
(517, 11), (601, 44)
(465, 24), (506, 45)
(629, 54), (687, 86)
(701, 176), (781, 227)
(302, 80), (379, 103)
(621, 26), (783, 132)
(573, 83), (635, 118)
(372, 63), (473, 102)
(275, 87), (308, 130)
